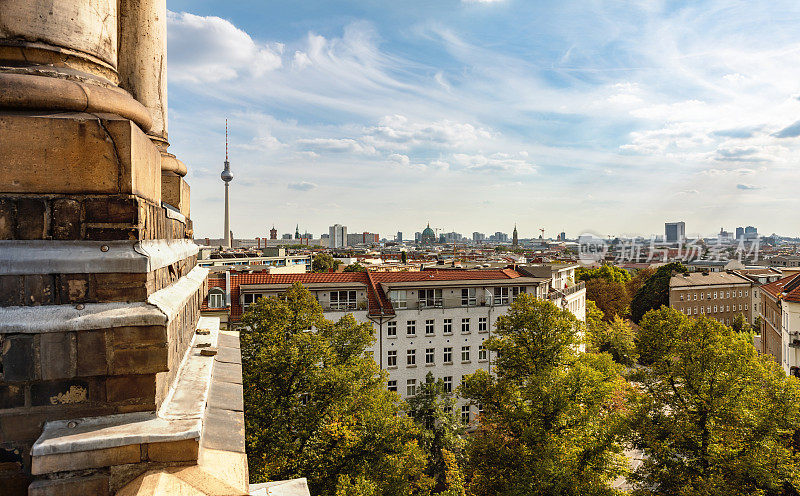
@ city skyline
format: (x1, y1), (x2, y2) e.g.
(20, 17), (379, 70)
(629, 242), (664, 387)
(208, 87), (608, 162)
(166, 0), (800, 239)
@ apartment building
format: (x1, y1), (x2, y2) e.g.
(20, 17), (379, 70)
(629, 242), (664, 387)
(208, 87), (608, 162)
(202, 267), (586, 425)
(759, 274), (800, 377)
(669, 272), (754, 325)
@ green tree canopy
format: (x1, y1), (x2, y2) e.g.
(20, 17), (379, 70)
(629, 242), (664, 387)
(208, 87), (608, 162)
(585, 306), (638, 367)
(577, 265), (632, 284)
(312, 253), (342, 273)
(461, 294), (631, 496)
(241, 283), (429, 495)
(407, 372), (466, 495)
(343, 262), (367, 272)
(629, 262), (687, 323)
(629, 308), (800, 495)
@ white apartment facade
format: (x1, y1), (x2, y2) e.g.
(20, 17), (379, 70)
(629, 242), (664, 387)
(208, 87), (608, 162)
(204, 265), (587, 425)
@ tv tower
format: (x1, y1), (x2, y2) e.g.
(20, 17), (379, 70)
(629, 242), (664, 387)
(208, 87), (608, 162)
(221, 119), (234, 248)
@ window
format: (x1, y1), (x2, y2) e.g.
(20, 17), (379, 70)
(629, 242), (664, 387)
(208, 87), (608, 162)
(739, 290), (743, 297)
(242, 293), (263, 309)
(389, 290), (407, 309)
(479, 344), (488, 361)
(425, 319), (435, 335)
(330, 290), (357, 310)
(745, 290), (748, 296)
(478, 317), (488, 333)
(693, 293), (697, 300)
(714, 292), (718, 299)
(714, 305), (718, 313)
(511, 286), (526, 299)
(407, 379), (416, 396)
(387, 350), (397, 367)
(462, 288), (477, 306)
(443, 319), (453, 334)
(461, 346), (470, 362)
(461, 405), (470, 424)
(419, 289), (442, 308)
(443, 347), (453, 363)
(707, 292), (711, 299)
(425, 348), (435, 364)
(739, 304), (742, 311)
(461, 318), (471, 334)
(745, 304), (748, 310)
(443, 376), (452, 393)
(694, 307), (698, 315)
(707, 306), (711, 314)
(680, 294), (684, 301)
(387, 321), (397, 337)
(406, 349), (416, 366)
(701, 307), (705, 314)
(726, 305), (730, 312)
(700, 292), (705, 300)
(209, 292), (224, 308)
(406, 320), (416, 336)
(494, 287), (510, 305)
(388, 380), (397, 392)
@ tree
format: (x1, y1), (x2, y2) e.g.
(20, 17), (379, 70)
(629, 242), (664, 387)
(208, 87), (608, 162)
(629, 262), (687, 323)
(578, 266), (632, 320)
(312, 253), (341, 273)
(636, 306), (689, 365)
(461, 294), (631, 496)
(629, 308), (800, 495)
(626, 266), (655, 299)
(343, 262), (367, 272)
(407, 372), (466, 494)
(401, 251), (408, 264)
(241, 283), (429, 495)
(585, 313), (638, 367)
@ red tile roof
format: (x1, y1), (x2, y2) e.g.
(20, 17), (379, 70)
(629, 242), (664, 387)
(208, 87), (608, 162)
(761, 273), (800, 302)
(205, 269), (523, 321)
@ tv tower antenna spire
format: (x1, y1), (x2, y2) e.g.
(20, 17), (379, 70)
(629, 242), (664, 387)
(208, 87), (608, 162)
(221, 119), (234, 248)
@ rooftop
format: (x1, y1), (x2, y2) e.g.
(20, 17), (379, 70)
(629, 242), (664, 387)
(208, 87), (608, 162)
(669, 271), (753, 288)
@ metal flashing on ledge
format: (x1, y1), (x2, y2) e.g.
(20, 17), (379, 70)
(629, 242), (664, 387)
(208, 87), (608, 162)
(0, 239), (199, 274)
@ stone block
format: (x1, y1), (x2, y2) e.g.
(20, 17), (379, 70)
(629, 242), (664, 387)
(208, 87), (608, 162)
(146, 439), (199, 463)
(94, 273), (148, 302)
(32, 444), (141, 475)
(76, 330), (109, 377)
(85, 226), (139, 241)
(29, 473), (110, 496)
(106, 374), (156, 405)
(161, 172), (190, 219)
(111, 345), (168, 375)
(51, 198), (82, 239)
(14, 198), (46, 239)
(0, 112), (161, 204)
(40, 333), (76, 380)
(0, 413), (48, 444)
(58, 274), (91, 304)
(30, 380), (89, 407)
(23, 274), (54, 305)
(84, 197), (138, 224)
(0, 274), (22, 306)
(2, 335), (35, 382)
(0, 385), (25, 409)
(112, 326), (166, 346)
(0, 198), (14, 239)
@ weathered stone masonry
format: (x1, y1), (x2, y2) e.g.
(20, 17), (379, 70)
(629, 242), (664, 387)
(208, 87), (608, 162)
(0, 1), (247, 495)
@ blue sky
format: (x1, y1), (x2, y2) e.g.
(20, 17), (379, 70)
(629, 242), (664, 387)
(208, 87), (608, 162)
(166, 0), (800, 240)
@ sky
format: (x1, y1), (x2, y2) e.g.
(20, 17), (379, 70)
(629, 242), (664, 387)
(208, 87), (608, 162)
(165, 0), (800, 240)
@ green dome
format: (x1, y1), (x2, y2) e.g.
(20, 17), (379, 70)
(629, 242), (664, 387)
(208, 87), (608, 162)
(422, 225), (435, 237)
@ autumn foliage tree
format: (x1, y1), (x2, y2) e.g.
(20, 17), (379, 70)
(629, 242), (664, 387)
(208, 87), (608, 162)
(241, 283), (429, 495)
(461, 294), (631, 495)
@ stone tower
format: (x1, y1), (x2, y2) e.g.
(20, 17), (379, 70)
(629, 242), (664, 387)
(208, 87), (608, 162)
(0, 2), (247, 495)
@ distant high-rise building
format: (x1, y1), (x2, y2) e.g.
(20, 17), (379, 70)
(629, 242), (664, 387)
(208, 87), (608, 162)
(282, 233), (293, 240)
(329, 224), (347, 248)
(415, 232), (422, 243)
(512, 225), (518, 246)
(745, 226), (758, 240)
(736, 227), (744, 240)
(397, 231), (403, 243)
(269, 226), (278, 240)
(493, 232), (509, 243)
(473, 232), (485, 244)
(559, 231), (566, 241)
(665, 222), (686, 243)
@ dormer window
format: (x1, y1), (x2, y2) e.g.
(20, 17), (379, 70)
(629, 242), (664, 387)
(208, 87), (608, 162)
(208, 289), (225, 309)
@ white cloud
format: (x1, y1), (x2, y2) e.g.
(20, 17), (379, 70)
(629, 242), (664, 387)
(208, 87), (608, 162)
(295, 138), (377, 155)
(167, 12), (282, 83)
(288, 181), (317, 191)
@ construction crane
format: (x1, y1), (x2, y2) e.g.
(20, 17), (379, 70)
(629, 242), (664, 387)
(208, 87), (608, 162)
(539, 228), (545, 239)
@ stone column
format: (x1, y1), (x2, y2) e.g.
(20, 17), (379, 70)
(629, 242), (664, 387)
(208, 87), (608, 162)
(0, 0), (152, 132)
